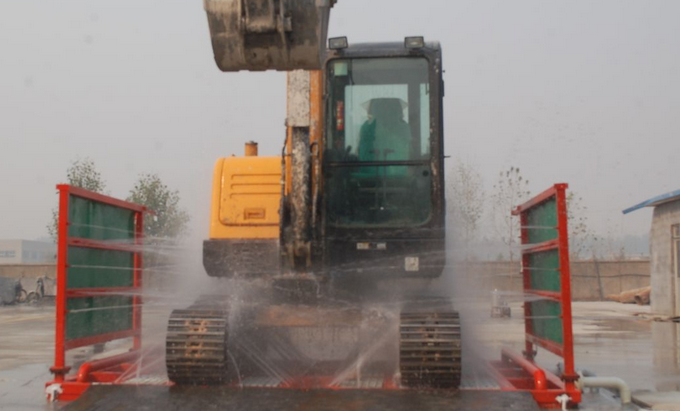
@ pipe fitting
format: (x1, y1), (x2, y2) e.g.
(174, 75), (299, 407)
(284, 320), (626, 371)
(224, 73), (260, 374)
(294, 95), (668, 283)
(577, 376), (631, 404)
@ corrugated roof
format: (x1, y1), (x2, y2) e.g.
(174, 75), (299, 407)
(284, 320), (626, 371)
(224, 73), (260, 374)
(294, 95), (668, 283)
(623, 189), (680, 214)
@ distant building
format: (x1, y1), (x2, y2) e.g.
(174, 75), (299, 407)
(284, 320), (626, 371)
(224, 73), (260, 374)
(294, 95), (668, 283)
(0, 240), (56, 265)
(624, 189), (680, 316)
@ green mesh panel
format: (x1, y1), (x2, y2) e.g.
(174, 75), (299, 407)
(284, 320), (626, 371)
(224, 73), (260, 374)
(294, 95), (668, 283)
(526, 198), (557, 244)
(528, 249), (560, 292)
(65, 194), (137, 343)
(66, 296), (134, 341)
(528, 300), (563, 344)
(68, 196), (135, 241)
(67, 248), (134, 289)
(524, 196), (564, 347)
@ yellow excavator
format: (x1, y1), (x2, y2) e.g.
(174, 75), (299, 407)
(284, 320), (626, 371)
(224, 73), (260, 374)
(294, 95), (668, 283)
(165, 0), (459, 390)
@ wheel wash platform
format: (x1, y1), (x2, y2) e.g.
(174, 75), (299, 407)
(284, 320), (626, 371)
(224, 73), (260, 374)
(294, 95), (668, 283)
(45, 184), (603, 410)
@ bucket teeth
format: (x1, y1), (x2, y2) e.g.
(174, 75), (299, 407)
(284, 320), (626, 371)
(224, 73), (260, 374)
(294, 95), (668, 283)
(165, 307), (229, 385)
(399, 308), (462, 389)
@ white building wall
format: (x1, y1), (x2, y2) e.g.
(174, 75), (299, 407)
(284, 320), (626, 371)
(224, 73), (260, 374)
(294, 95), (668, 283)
(21, 241), (56, 264)
(650, 200), (680, 316)
(0, 240), (22, 264)
(0, 240), (56, 265)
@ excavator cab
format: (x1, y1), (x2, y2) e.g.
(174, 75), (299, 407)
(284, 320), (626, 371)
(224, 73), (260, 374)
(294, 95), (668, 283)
(320, 39), (446, 279)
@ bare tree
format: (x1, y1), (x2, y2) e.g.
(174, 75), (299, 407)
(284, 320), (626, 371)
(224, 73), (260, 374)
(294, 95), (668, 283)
(491, 167), (531, 262)
(566, 192), (595, 260)
(593, 223), (629, 261)
(448, 162), (485, 260)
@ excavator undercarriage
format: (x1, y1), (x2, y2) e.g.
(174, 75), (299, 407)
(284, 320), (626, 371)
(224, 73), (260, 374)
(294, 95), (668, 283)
(165, 292), (461, 390)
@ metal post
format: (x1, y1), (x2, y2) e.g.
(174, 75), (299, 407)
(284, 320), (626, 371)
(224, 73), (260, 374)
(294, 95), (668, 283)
(555, 184), (578, 387)
(50, 185), (71, 381)
(520, 212), (535, 360)
(133, 211), (144, 350)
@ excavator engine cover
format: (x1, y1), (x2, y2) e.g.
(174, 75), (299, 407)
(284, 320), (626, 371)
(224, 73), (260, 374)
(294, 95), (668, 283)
(204, 0), (336, 71)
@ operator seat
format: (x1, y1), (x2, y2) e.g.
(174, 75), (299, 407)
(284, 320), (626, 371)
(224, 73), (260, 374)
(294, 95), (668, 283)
(359, 98), (411, 179)
(358, 98), (410, 162)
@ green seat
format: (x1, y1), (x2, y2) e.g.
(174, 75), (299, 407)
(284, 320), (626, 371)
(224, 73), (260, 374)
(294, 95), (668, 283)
(358, 98), (410, 177)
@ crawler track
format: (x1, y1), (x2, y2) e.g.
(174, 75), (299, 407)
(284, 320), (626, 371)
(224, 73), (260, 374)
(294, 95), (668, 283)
(399, 310), (462, 389)
(166, 308), (229, 385)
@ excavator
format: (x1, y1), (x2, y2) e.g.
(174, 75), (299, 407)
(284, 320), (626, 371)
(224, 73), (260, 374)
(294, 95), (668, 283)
(165, 0), (460, 391)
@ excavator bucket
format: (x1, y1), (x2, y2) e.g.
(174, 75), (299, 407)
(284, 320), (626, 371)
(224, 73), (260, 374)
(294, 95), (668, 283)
(204, 0), (336, 71)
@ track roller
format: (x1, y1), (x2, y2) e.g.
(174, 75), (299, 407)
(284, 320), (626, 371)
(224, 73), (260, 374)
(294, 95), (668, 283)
(166, 308), (229, 385)
(399, 310), (462, 389)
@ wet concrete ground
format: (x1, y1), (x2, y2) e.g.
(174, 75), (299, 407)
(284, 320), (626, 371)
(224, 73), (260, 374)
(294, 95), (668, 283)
(0, 305), (57, 411)
(471, 301), (680, 393)
(1, 301), (678, 410)
(62, 386), (540, 411)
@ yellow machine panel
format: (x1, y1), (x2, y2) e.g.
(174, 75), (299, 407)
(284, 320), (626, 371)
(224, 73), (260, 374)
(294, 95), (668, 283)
(209, 156), (282, 239)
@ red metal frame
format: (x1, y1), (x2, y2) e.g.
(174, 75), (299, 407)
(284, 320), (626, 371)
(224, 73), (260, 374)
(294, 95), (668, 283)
(45, 182), (584, 407)
(47, 185), (148, 401)
(491, 184), (580, 408)
(64, 185), (147, 213)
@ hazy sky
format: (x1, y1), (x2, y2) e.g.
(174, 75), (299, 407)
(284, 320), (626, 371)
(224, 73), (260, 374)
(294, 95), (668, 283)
(1, 0), (678, 245)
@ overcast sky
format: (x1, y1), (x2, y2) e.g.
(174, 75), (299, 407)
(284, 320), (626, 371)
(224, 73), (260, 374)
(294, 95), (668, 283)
(1, 0), (678, 245)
